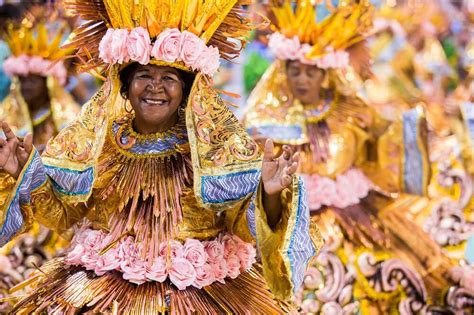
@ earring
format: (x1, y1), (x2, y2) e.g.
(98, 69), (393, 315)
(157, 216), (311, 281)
(124, 99), (133, 114)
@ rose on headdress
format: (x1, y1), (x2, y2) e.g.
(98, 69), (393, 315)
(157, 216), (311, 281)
(151, 28), (182, 63)
(179, 31), (207, 70)
(111, 29), (130, 64)
(128, 27), (151, 65)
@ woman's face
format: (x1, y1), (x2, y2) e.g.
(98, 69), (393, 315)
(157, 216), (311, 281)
(127, 64), (184, 133)
(286, 60), (325, 105)
(19, 74), (49, 109)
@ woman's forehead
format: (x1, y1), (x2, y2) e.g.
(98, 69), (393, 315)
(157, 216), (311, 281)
(136, 64), (180, 75)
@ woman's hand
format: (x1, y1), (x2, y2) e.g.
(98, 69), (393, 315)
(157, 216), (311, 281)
(0, 122), (33, 179)
(262, 139), (300, 195)
(261, 139), (300, 228)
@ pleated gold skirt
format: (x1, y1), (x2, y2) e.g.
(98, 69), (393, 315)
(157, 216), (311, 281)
(10, 258), (295, 314)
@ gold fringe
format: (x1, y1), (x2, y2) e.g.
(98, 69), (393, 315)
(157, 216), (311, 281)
(12, 259), (294, 314)
(95, 117), (193, 257)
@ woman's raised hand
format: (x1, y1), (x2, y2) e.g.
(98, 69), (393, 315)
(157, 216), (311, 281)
(261, 139), (300, 196)
(0, 122), (33, 179)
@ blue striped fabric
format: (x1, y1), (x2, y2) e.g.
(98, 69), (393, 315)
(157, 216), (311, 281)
(201, 169), (261, 204)
(0, 150), (46, 246)
(45, 165), (94, 196)
(402, 108), (424, 195)
(246, 195), (257, 238)
(287, 178), (316, 292)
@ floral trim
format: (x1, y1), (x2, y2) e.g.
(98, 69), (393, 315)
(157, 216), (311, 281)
(300, 168), (373, 210)
(268, 32), (349, 69)
(64, 228), (256, 290)
(99, 27), (220, 76)
(3, 55), (67, 85)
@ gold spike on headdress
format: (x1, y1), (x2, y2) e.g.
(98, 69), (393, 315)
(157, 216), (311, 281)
(270, 0), (373, 59)
(5, 22), (71, 60)
(63, 0), (253, 71)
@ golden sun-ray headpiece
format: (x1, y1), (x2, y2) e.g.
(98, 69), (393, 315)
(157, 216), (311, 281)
(63, 0), (253, 76)
(267, 0), (373, 69)
(3, 19), (71, 85)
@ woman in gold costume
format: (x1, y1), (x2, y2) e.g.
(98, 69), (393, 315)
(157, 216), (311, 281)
(244, 1), (472, 313)
(0, 0), (321, 313)
(0, 10), (81, 312)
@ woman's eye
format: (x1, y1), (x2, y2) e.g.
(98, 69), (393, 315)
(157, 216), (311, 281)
(136, 73), (151, 79)
(163, 76), (176, 81)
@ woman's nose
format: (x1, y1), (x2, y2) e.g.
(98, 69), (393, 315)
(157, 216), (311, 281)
(146, 78), (163, 92)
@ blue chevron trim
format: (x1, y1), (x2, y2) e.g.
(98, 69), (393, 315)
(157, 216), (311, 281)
(201, 169), (261, 204)
(402, 109), (424, 195)
(287, 178), (316, 292)
(45, 165), (94, 196)
(0, 150), (46, 246)
(246, 195), (257, 239)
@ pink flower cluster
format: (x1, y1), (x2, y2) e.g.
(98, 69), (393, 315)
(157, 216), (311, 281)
(268, 32), (350, 69)
(99, 27), (220, 76)
(3, 55), (67, 85)
(301, 168), (373, 211)
(64, 229), (256, 290)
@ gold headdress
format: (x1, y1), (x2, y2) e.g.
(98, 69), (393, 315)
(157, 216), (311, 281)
(3, 6), (72, 85)
(267, 0), (373, 68)
(64, 0), (253, 74)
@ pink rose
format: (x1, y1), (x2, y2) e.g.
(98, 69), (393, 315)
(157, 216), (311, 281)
(268, 32), (301, 61)
(169, 258), (197, 290)
(110, 29), (130, 64)
(127, 27), (151, 65)
(179, 31), (206, 70)
(159, 240), (184, 260)
(204, 240), (224, 264)
(211, 259), (227, 284)
(65, 244), (86, 266)
(192, 263), (215, 289)
(94, 248), (121, 276)
(236, 242), (256, 271)
(183, 239), (207, 268)
(335, 174), (359, 208)
(298, 44), (318, 65)
(81, 251), (99, 271)
(146, 256), (168, 282)
(3, 55), (29, 77)
(345, 168), (372, 198)
(220, 234), (238, 258)
(117, 237), (139, 260)
(28, 56), (49, 74)
(122, 259), (147, 285)
(334, 50), (349, 68)
(195, 45), (220, 76)
(226, 254), (241, 279)
(99, 28), (115, 63)
(82, 230), (106, 251)
(151, 28), (182, 62)
(48, 61), (67, 86)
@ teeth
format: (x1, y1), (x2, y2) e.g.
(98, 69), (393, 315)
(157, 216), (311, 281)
(145, 99), (166, 105)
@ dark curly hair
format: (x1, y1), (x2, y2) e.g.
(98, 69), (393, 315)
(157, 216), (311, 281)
(119, 63), (195, 101)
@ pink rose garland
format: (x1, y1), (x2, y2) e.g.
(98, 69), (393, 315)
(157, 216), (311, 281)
(65, 229), (256, 290)
(268, 31), (350, 69)
(3, 54), (68, 85)
(98, 27), (220, 76)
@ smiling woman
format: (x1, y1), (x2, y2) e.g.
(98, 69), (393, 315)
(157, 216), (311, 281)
(0, 0), (321, 313)
(119, 64), (194, 134)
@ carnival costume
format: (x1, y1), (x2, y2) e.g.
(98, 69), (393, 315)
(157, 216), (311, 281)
(0, 0), (321, 313)
(243, 1), (469, 313)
